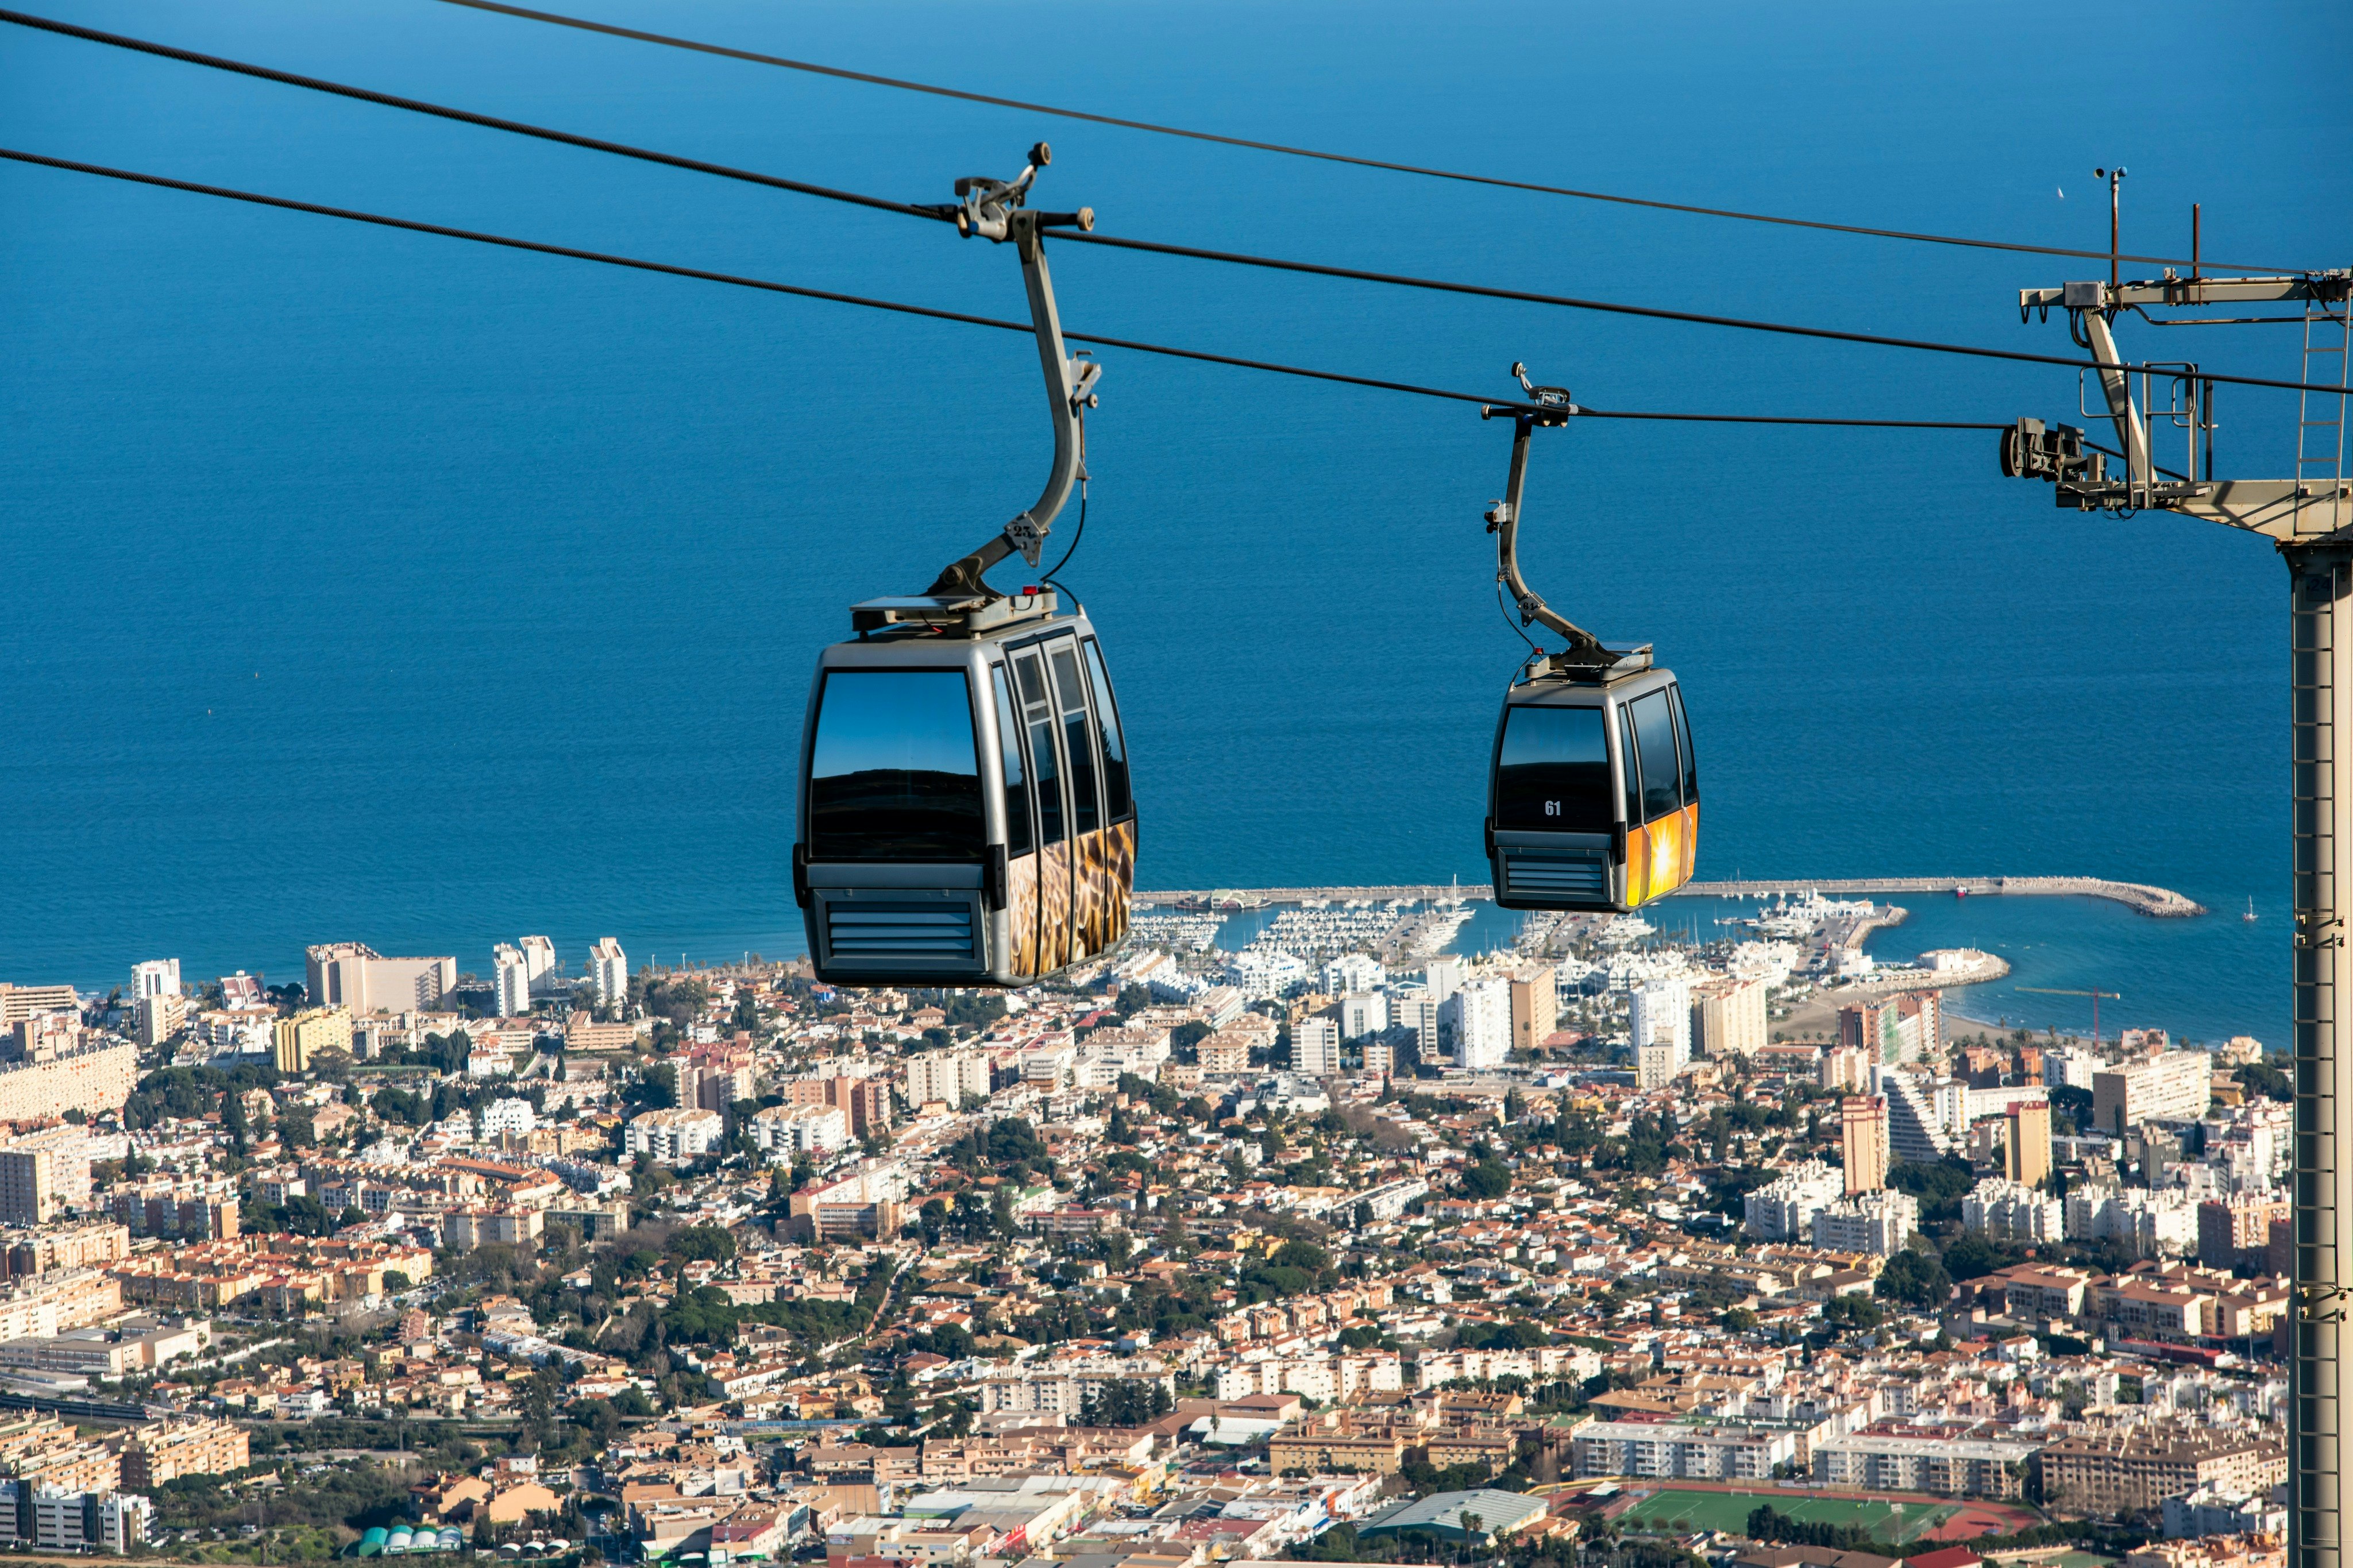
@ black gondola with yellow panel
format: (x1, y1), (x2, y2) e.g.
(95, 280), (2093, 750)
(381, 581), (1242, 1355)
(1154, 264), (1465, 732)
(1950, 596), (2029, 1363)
(793, 147), (1136, 986)
(1479, 366), (1699, 913)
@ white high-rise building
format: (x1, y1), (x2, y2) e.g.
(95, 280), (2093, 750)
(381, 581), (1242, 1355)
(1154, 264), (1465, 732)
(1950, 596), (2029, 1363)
(1424, 960), (1464, 1007)
(518, 935), (558, 994)
(129, 959), (180, 1001)
(1337, 992), (1388, 1041)
(1392, 990), (1440, 1063)
(492, 944), (531, 1018)
(591, 937), (628, 1007)
(1294, 1017), (1341, 1076)
(1873, 1064), (1958, 1160)
(1743, 1159), (1844, 1241)
(1322, 954), (1384, 996)
(479, 1097), (538, 1137)
(906, 1050), (994, 1107)
(1962, 1177), (2065, 1243)
(1811, 1189), (1920, 1257)
(1446, 978), (1511, 1071)
(1627, 979), (1692, 1069)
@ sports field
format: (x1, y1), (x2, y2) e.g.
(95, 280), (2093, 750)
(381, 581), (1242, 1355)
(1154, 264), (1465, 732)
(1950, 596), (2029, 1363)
(1620, 1488), (1960, 1543)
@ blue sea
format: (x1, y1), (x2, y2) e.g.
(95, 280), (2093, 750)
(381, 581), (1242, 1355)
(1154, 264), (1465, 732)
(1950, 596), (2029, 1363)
(2, 0), (2346, 1044)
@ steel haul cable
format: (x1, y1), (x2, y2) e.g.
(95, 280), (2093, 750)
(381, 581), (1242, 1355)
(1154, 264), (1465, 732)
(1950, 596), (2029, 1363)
(0, 5), (939, 221)
(422, 0), (2296, 276)
(2, 8), (2342, 397)
(0, 145), (2009, 432)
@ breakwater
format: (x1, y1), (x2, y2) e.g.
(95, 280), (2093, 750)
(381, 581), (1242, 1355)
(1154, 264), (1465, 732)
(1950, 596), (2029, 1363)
(1676, 875), (2204, 918)
(1135, 874), (2204, 918)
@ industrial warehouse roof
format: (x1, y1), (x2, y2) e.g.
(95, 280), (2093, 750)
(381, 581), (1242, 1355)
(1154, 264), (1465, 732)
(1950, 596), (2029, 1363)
(1357, 1490), (1550, 1540)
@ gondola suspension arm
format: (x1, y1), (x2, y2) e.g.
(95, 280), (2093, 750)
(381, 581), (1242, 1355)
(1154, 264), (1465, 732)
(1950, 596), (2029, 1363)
(926, 142), (1102, 600)
(1480, 364), (1623, 677)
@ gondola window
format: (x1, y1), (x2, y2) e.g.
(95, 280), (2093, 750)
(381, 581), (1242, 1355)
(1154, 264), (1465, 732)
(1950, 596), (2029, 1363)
(1014, 652), (1066, 846)
(990, 665), (1033, 857)
(1627, 689), (1683, 822)
(807, 670), (983, 860)
(1081, 638), (1131, 821)
(1050, 643), (1102, 835)
(1495, 706), (1613, 835)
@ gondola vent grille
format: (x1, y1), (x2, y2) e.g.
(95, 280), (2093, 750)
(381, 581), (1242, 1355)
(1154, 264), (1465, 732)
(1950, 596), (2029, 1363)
(825, 902), (976, 961)
(1505, 852), (1608, 901)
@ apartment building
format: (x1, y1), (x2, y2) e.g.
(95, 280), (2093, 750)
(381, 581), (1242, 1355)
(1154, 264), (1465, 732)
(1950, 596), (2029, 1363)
(1510, 968), (1556, 1055)
(1293, 1017), (1340, 1077)
(125, 961), (177, 1003)
(1841, 1096), (1889, 1194)
(0, 987), (77, 1027)
(1745, 1161), (1845, 1243)
(2093, 1052), (2215, 1134)
(2042, 1426), (2286, 1516)
(589, 937), (628, 1006)
(1570, 1418), (1798, 1480)
(0, 1044), (137, 1124)
(441, 1207), (544, 1252)
(118, 1418), (249, 1489)
(1811, 1427), (2039, 1499)
(1, 1222), (130, 1280)
(624, 1108), (724, 1163)
(1198, 1030), (1252, 1076)
(1811, 1189), (1918, 1257)
(0, 1126), (94, 1226)
(753, 1103), (849, 1157)
(1628, 979), (1691, 1070)
(305, 944), (455, 1013)
(273, 1007), (352, 1073)
(136, 992), (189, 1048)
(1692, 975), (1768, 1058)
(493, 945), (531, 1019)
(2199, 1195), (2290, 1272)
(1268, 1418), (1407, 1476)
(786, 1073), (890, 1136)
(1447, 979), (1512, 1071)
(2007, 1100), (2053, 1187)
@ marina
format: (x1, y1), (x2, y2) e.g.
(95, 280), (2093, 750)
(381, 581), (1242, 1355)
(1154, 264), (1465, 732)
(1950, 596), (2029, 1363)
(1136, 872), (2207, 918)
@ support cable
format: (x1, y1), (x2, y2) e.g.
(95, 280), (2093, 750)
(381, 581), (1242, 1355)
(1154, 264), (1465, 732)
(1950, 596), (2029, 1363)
(3, 9), (2341, 397)
(0, 6), (947, 223)
(0, 144), (2012, 432)
(1055, 230), (2353, 400)
(425, 0), (2296, 276)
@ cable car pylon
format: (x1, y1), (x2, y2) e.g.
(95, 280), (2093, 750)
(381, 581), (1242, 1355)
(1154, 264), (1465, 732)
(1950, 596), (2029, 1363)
(1999, 190), (2350, 1568)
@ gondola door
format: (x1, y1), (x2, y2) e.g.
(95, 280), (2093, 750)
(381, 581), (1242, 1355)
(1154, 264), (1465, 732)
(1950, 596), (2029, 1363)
(1081, 635), (1135, 950)
(1009, 647), (1073, 972)
(986, 660), (1044, 980)
(1046, 636), (1110, 960)
(1616, 681), (1699, 907)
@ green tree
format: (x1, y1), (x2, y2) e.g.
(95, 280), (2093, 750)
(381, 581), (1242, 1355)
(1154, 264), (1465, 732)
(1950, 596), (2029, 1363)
(1460, 1160), (1511, 1199)
(1876, 1249), (1953, 1309)
(666, 1225), (738, 1264)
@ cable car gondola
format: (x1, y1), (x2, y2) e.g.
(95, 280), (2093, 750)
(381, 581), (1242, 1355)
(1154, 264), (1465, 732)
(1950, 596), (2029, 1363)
(794, 146), (1136, 987)
(1479, 366), (1698, 912)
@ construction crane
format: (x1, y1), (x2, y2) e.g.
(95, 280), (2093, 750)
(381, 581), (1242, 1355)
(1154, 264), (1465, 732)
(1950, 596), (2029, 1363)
(1999, 178), (2349, 1568)
(2016, 986), (2121, 1045)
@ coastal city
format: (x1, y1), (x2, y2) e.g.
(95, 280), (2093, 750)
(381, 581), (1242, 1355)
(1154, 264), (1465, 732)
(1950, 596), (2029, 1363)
(0, 891), (2291, 1568)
